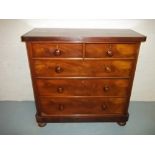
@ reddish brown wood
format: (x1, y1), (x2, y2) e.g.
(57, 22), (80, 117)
(33, 59), (134, 77)
(32, 43), (83, 58)
(85, 43), (140, 58)
(36, 79), (130, 97)
(21, 28), (146, 42)
(36, 113), (129, 123)
(25, 43), (42, 114)
(39, 97), (128, 116)
(21, 28), (146, 127)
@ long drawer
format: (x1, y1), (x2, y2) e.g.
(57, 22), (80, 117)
(33, 60), (134, 77)
(36, 79), (129, 97)
(39, 97), (127, 116)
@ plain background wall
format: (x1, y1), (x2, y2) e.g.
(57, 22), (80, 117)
(0, 19), (155, 101)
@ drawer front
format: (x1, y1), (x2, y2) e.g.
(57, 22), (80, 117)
(32, 43), (83, 58)
(39, 97), (127, 115)
(33, 60), (134, 77)
(85, 43), (139, 58)
(36, 79), (129, 96)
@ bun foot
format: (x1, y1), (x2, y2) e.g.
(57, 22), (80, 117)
(38, 122), (47, 127)
(117, 122), (126, 126)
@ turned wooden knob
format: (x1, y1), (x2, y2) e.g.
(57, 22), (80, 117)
(58, 104), (64, 111)
(54, 49), (61, 56)
(104, 85), (110, 92)
(57, 87), (64, 93)
(101, 104), (107, 111)
(105, 66), (112, 72)
(107, 50), (113, 57)
(55, 66), (63, 73)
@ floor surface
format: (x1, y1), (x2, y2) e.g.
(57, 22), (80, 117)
(0, 101), (155, 135)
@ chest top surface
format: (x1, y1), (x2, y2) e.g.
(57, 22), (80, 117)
(21, 28), (146, 42)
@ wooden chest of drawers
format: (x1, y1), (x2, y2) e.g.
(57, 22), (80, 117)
(21, 28), (146, 127)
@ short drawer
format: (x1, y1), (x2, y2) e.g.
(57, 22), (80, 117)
(85, 43), (139, 58)
(39, 97), (127, 116)
(31, 43), (83, 58)
(36, 79), (129, 97)
(33, 60), (134, 77)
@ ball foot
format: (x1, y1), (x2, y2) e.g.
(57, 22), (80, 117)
(117, 122), (126, 126)
(38, 122), (47, 127)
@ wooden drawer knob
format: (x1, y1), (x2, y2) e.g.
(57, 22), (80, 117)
(54, 49), (61, 56)
(55, 66), (63, 73)
(103, 85), (110, 92)
(57, 87), (64, 93)
(101, 104), (107, 111)
(107, 50), (113, 57)
(58, 104), (64, 111)
(105, 66), (112, 72)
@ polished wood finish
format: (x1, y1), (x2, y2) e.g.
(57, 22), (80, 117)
(85, 43), (139, 58)
(33, 60), (134, 77)
(22, 28), (146, 42)
(21, 28), (146, 127)
(32, 43), (83, 58)
(36, 113), (129, 123)
(39, 97), (127, 116)
(36, 79), (129, 96)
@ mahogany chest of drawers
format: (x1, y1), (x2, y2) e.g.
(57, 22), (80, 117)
(21, 28), (146, 127)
